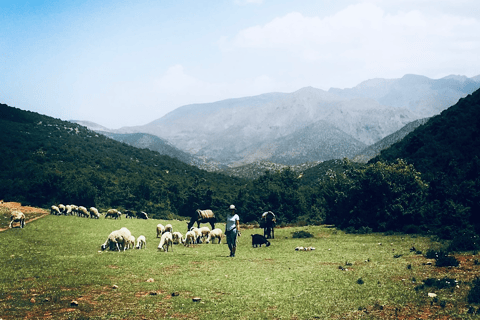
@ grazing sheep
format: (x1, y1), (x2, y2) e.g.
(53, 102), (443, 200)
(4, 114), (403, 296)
(101, 229), (130, 251)
(184, 230), (196, 247)
(78, 206), (89, 218)
(125, 210), (135, 219)
(190, 227), (202, 243)
(9, 210), (25, 228)
(156, 224), (165, 238)
(136, 235), (146, 249)
(137, 211), (148, 219)
(58, 204), (66, 214)
(65, 205), (73, 216)
(105, 209), (121, 219)
(50, 205), (61, 215)
(157, 232), (173, 252)
(70, 205), (78, 216)
(89, 207), (100, 219)
(165, 223), (173, 233)
(251, 234), (270, 247)
(198, 226), (210, 242)
(206, 228), (223, 244)
(172, 231), (184, 245)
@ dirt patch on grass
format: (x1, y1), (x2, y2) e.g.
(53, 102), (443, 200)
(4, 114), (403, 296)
(0, 201), (49, 231)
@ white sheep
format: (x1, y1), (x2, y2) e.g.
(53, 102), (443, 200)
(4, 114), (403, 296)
(101, 230), (124, 251)
(65, 205), (73, 216)
(58, 204), (66, 214)
(50, 205), (61, 215)
(172, 231), (184, 245)
(78, 206), (89, 218)
(184, 230), (196, 247)
(136, 235), (146, 249)
(89, 207), (100, 219)
(156, 224), (165, 238)
(9, 210), (25, 228)
(70, 205), (78, 216)
(198, 226), (210, 242)
(190, 227), (202, 243)
(157, 232), (173, 252)
(165, 223), (173, 233)
(127, 235), (136, 250)
(105, 209), (121, 219)
(206, 228), (223, 244)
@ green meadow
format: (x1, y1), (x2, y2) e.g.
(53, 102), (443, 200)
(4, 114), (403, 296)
(1, 213), (479, 319)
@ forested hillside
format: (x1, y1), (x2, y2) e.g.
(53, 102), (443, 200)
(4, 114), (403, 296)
(372, 88), (480, 237)
(0, 104), (243, 220)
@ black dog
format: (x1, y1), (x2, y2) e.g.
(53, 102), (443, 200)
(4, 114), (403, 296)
(251, 234), (271, 247)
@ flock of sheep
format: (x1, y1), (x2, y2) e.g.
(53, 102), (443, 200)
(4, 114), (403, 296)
(50, 204), (148, 220)
(100, 223), (224, 253)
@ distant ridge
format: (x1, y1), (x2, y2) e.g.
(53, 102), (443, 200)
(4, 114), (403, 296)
(75, 74), (480, 169)
(353, 118), (430, 163)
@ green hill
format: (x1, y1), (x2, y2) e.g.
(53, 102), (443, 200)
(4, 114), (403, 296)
(0, 103), (243, 220)
(372, 88), (480, 237)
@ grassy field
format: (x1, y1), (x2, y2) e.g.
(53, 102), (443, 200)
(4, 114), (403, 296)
(1, 209), (480, 319)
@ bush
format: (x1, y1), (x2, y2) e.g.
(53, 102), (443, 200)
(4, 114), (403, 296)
(447, 232), (480, 252)
(403, 224), (422, 234)
(468, 278), (480, 304)
(292, 230), (314, 238)
(435, 254), (459, 267)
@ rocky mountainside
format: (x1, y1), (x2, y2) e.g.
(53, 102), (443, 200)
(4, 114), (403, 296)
(81, 74), (480, 167)
(353, 118), (430, 163)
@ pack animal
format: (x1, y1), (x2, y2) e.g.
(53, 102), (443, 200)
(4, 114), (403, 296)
(187, 209), (216, 231)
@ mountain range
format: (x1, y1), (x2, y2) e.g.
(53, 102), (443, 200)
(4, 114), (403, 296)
(74, 74), (480, 169)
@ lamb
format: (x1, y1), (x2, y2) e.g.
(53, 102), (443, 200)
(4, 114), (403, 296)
(101, 228), (132, 251)
(206, 228), (223, 244)
(172, 231), (184, 245)
(198, 226), (210, 242)
(184, 230), (196, 247)
(157, 232), (173, 252)
(156, 224), (165, 238)
(50, 205), (61, 215)
(9, 210), (25, 228)
(78, 206), (89, 218)
(136, 235), (146, 249)
(127, 235), (136, 250)
(89, 207), (100, 219)
(165, 223), (173, 233)
(105, 209), (121, 219)
(137, 211), (148, 219)
(251, 234), (270, 247)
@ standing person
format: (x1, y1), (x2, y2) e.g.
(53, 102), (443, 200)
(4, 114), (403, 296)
(225, 204), (240, 257)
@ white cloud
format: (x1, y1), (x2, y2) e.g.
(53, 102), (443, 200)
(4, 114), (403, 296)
(223, 2), (480, 79)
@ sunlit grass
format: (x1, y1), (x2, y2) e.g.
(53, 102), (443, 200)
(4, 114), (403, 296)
(0, 214), (478, 319)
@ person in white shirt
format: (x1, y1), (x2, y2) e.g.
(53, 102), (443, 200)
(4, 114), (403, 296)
(225, 204), (240, 257)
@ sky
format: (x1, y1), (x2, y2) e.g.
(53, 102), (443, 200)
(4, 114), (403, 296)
(1, 0), (479, 128)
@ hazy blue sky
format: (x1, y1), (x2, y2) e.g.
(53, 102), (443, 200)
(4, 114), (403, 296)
(1, 0), (479, 128)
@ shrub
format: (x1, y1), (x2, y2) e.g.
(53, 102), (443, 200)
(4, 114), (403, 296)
(447, 232), (480, 252)
(468, 278), (480, 304)
(292, 230), (314, 238)
(435, 254), (459, 267)
(403, 224), (422, 234)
